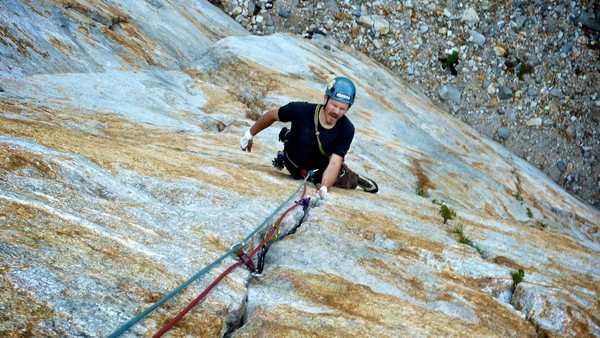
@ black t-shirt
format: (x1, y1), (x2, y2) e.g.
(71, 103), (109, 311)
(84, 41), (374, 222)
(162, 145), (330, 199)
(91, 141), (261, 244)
(278, 101), (355, 171)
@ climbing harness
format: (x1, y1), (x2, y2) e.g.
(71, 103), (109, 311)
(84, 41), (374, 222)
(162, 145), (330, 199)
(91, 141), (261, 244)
(109, 170), (316, 338)
(272, 127), (289, 170)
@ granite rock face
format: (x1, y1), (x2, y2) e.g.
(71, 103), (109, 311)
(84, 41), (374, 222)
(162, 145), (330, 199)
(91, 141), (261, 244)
(1, 1), (599, 337)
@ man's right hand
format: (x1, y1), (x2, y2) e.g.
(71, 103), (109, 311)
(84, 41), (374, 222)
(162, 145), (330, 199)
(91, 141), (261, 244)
(240, 129), (254, 152)
(317, 186), (328, 200)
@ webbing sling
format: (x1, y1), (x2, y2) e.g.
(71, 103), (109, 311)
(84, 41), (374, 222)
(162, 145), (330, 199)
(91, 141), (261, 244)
(313, 104), (330, 160)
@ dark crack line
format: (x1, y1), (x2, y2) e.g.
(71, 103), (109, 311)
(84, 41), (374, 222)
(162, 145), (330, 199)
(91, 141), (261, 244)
(223, 200), (314, 337)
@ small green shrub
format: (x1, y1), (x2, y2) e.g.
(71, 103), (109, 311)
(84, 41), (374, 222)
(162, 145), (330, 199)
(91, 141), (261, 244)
(527, 207), (533, 218)
(512, 269), (525, 285)
(452, 225), (481, 253)
(459, 235), (474, 246)
(443, 51), (459, 69)
(439, 203), (456, 224)
(452, 224), (464, 236)
(438, 51), (460, 76)
(514, 193), (524, 202)
(530, 221), (547, 231)
(451, 225), (464, 236)
(416, 184), (429, 198)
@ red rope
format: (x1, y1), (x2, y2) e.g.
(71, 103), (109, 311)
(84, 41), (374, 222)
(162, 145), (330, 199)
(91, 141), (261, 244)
(153, 184), (307, 337)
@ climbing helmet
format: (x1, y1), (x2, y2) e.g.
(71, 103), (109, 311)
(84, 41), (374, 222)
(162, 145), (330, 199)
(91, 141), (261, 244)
(325, 77), (356, 105)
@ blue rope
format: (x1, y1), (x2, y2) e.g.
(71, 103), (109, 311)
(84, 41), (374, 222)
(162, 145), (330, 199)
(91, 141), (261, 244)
(109, 171), (314, 337)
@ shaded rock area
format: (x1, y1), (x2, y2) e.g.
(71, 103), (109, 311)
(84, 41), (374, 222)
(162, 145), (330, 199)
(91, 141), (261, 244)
(214, 0), (600, 209)
(1, 1), (600, 337)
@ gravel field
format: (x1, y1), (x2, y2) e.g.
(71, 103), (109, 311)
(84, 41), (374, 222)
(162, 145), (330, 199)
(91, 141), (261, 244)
(212, 0), (600, 209)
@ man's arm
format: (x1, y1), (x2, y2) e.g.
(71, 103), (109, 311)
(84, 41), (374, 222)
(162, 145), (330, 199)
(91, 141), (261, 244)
(240, 109), (280, 152)
(319, 153), (344, 191)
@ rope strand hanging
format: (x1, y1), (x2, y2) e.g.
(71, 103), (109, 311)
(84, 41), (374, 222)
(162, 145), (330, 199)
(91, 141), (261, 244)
(109, 171), (316, 337)
(153, 187), (309, 337)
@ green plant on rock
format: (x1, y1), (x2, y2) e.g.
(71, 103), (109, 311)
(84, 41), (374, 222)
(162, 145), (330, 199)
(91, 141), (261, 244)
(438, 50), (460, 76)
(416, 184), (429, 198)
(458, 234), (474, 246)
(452, 225), (482, 253)
(452, 225), (470, 245)
(514, 193), (524, 202)
(439, 203), (456, 224)
(512, 269), (525, 285)
(443, 51), (459, 69)
(529, 221), (547, 231)
(527, 207), (533, 218)
(451, 225), (464, 235)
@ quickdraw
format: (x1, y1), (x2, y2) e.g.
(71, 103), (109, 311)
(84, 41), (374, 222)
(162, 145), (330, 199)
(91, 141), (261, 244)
(268, 223), (281, 241)
(255, 197), (312, 275)
(296, 197), (311, 208)
(235, 247), (256, 272)
(255, 245), (269, 275)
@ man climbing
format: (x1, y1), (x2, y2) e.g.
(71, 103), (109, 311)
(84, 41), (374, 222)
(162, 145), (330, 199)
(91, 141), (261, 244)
(239, 76), (378, 197)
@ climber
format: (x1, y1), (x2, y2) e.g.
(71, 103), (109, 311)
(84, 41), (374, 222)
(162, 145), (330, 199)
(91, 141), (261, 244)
(239, 76), (378, 197)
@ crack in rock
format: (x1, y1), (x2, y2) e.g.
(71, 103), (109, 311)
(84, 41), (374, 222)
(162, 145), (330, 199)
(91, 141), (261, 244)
(224, 199), (315, 337)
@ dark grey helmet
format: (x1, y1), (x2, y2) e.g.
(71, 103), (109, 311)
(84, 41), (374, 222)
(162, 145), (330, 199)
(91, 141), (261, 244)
(325, 77), (356, 105)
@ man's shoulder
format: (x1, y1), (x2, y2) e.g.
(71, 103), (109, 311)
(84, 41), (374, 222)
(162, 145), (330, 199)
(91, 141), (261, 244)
(339, 115), (355, 131)
(282, 101), (317, 111)
(279, 101), (317, 122)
